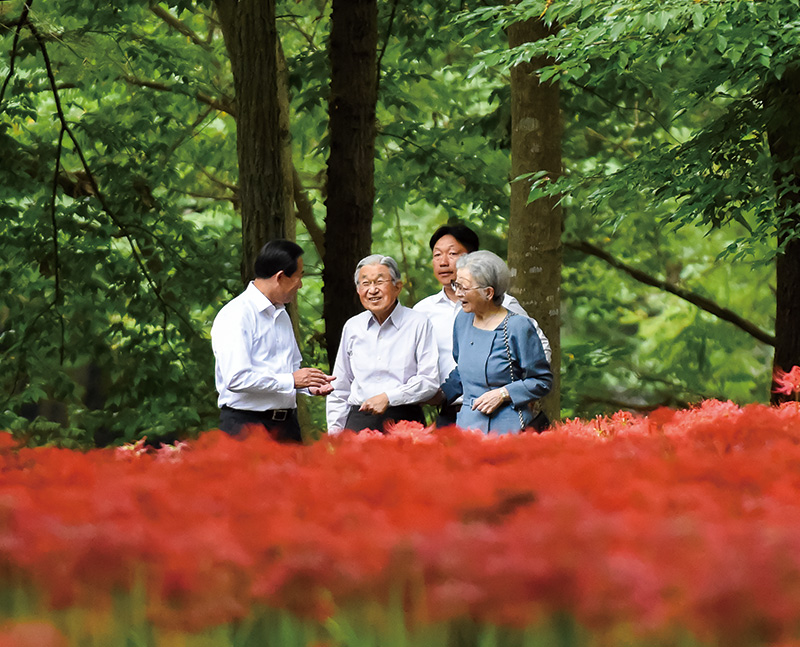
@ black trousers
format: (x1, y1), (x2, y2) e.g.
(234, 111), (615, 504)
(219, 406), (303, 443)
(435, 403), (462, 428)
(344, 404), (426, 433)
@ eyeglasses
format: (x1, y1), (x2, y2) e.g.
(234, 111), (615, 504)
(358, 278), (392, 289)
(451, 281), (485, 294)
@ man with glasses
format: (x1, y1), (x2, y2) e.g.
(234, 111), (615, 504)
(326, 254), (439, 434)
(414, 224), (550, 427)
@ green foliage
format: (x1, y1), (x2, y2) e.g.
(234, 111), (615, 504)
(283, 0), (522, 368)
(0, 581), (601, 647)
(490, 0), (800, 250)
(0, 0), (236, 444)
(285, 0), (518, 298)
(1, 0), (788, 442)
(457, 0), (786, 414)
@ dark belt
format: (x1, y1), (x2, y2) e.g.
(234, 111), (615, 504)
(221, 405), (294, 421)
(345, 404), (426, 433)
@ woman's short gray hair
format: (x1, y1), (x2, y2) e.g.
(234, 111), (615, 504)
(353, 254), (402, 285)
(456, 250), (509, 306)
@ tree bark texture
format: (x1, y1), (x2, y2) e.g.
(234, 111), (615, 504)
(323, 0), (377, 368)
(216, 0), (291, 284)
(767, 65), (800, 403)
(278, 37), (296, 244)
(507, 18), (563, 421)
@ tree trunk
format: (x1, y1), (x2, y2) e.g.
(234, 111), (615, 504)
(215, 0), (291, 284)
(323, 0), (377, 369)
(767, 65), (800, 403)
(507, 17), (563, 421)
(277, 37), (296, 243)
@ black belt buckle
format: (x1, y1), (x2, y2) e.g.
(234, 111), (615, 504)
(271, 409), (288, 421)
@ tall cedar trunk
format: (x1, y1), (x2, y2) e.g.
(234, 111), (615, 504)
(507, 18), (562, 421)
(323, 0), (377, 369)
(215, 0), (291, 284)
(767, 66), (800, 403)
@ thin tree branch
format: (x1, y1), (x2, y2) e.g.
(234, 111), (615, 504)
(182, 189), (237, 204)
(292, 165), (325, 259)
(376, 0), (399, 94)
(121, 74), (235, 116)
(316, 0), (331, 39)
(164, 106), (214, 161)
(380, 129), (509, 204)
(566, 239), (776, 346)
(28, 19), (197, 354)
(199, 166), (238, 192)
(150, 4), (217, 57)
(50, 126), (65, 363)
(574, 81), (678, 144)
(2, 308), (52, 411)
(282, 14), (319, 50)
(584, 127), (636, 159)
(0, 0), (33, 107)
(193, 4), (221, 43)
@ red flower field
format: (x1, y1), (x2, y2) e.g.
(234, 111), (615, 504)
(3, 400), (800, 645)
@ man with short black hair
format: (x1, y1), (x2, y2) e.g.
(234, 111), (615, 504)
(211, 239), (333, 441)
(414, 223), (550, 426)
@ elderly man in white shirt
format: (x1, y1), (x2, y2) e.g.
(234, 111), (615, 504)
(212, 239), (333, 442)
(413, 224), (551, 426)
(326, 254), (440, 434)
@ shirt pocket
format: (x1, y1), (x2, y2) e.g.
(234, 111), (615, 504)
(251, 327), (275, 362)
(348, 336), (373, 376)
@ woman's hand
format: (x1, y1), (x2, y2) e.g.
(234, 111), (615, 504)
(472, 387), (509, 415)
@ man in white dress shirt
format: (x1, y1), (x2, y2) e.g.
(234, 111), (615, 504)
(212, 239), (333, 441)
(413, 224), (551, 426)
(326, 254), (439, 434)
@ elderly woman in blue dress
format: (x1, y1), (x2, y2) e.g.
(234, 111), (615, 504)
(438, 250), (552, 434)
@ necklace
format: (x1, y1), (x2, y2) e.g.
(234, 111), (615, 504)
(474, 307), (507, 330)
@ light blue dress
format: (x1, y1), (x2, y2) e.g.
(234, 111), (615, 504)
(441, 311), (552, 434)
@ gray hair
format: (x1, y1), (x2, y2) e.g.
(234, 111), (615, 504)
(456, 250), (509, 306)
(353, 254), (402, 285)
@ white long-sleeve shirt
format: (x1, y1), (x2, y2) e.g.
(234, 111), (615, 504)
(326, 304), (439, 434)
(413, 288), (551, 383)
(211, 282), (300, 411)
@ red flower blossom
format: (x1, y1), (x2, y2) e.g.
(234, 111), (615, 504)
(0, 432), (18, 452)
(6, 401), (800, 640)
(774, 366), (800, 396)
(0, 621), (67, 647)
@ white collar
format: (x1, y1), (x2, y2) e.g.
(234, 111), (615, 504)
(366, 301), (404, 330)
(436, 287), (460, 309)
(245, 281), (284, 319)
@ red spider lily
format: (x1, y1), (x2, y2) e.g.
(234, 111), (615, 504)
(114, 436), (149, 459)
(774, 366), (800, 396)
(6, 406), (800, 642)
(0, 621), (67, 647)
(0, 432), (18, 451)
